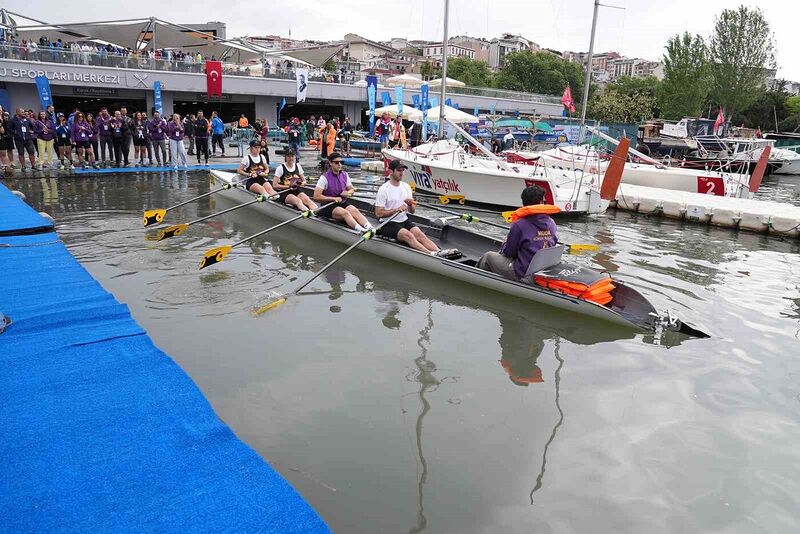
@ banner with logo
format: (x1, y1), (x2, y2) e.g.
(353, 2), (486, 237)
(34, 75), (53, 111)
(394, 86), (404, 117)
(420, 83), (429, 142)
(277, 97), (286, 123)
(445, 98), (452, 107)
(412, 94), (420, 108)
(153, 81), (163, 115)
(205, 60), (223, 97)
(381, 91), (391, 107)
(366, 75), (378, 137)
(296, 68), (308, 103)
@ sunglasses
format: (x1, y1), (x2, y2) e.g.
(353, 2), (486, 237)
(331, 160), (343, 164)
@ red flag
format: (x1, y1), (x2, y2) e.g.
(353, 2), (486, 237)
(206, 61), (223, 97)
(561, 84), (576, 114)
(713, 107), (725, 134)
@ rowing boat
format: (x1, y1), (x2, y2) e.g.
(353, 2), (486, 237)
(207, 170), (705, 335)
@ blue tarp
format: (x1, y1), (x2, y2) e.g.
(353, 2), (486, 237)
(0, 187), (329, 533)
(0, 182), (53, 235)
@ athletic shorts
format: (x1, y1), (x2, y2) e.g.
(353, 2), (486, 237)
(0, 137), (10, 151)
(316, 198), (349, 219)
(379, 134), (388, 143)
(379, 219), (415, 240)
(133, 137), (147, 147)
(55, 137), (72, 148)
(75, 140), (91, 150)
(388, 139), (400, 148)
(245, 176), (267, 191)
(14, 138), (35, 155)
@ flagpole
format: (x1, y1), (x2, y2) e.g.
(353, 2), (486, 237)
(437, 0), (450, 138)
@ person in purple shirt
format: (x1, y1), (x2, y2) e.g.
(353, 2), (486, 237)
(86, 113), (99, 162)
(34, 110), (56, 169)
(147, 111), (168, 166)
(111, 110), (126, 167)
(96, 107), (113, 166)
(70, 111), (97, 168)
(476, 185), (559, 281)
(166, 113), (187, 168)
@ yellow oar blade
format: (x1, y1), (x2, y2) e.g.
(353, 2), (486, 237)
(501, 210), (515, 223)
(567, 243), (600, 252)
(251, 297), (288, 316)
(143, 209), (167, 227)
(408, 181), (416, 192)
(198, 245), (233, 270)
(157, 223), (189, 241)
(438, 195), (465, 205)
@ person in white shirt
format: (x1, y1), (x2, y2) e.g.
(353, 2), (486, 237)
(272, 149), (317, 211)
(375, 159), (445, 255)
(237, 141), (277, 196)
(502, 129), (515, 150)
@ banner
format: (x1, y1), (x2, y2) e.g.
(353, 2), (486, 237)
(394, 86), (404, 117)
(473, 107), (479, 118)
(453, 103), (459, 110)
(153, 81), (163, 115)
(366, 75), (378, 137)
(35, 75), (53, 111)
(430, 97), (438, 110)
(445, 98), (452, 107)
(205, 60), (223, 97)
(296, 68), (308, 103)
(381, 91), (391, 107)
(420, 83), (429, 142)
(412, 94), (420, 108)
(277, 97), (286, 123)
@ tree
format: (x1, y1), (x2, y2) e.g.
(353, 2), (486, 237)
(785, 95), (800, 116)
(708, 5), (777, 119)
(445, 57), (493, 87)
(731, 89), (788, 130)
(492, 51), (584, 102)
(419, 60), (436, 80)
(588, 89), (657, 123)
(659, 32), (711, 119)
(608, 76), (661, 99)
(322, 59), (336, 73)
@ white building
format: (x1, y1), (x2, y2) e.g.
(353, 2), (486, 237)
(488, 33), (540, 69)
(423, 43), (476, 64)
(449, 36), (491, 63)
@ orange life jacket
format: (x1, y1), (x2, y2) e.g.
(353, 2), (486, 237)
(534, 275), (615, 306)
(509, 204), (561, 222)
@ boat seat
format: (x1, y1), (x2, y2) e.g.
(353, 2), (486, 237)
(524, 245), (565, 277)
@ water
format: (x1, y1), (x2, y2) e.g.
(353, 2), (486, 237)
(7, 170), (800, 533)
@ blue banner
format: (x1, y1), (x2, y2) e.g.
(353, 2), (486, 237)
(473, 107), (479, 117)
(394, 86), (403, 117)
(366, 75), (378, 137)
(453, 103), (459, 110)
(430, 97), (438, 110)
(381, 91), (391, 107)
(153, 81), (163, 115)
(490, 102), (497, 114)
(420, 83), (429, 143)
(445, 98), (452, 107)
(412, 94), (420, 108)
(277, 97), (286, 123)
(35, 75), (52, 111)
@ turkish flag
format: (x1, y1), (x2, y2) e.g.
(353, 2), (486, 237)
(206, 61), (223, 97)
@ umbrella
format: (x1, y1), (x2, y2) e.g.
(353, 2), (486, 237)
(385, 74), (423, 88)
(425, 105), (479, 124)
(373, 105), (423, 121)
(427, 77), (466, 88)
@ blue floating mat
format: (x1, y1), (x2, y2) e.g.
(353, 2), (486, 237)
(0, 183), (54, 235)
(0, 188), (329, 533)
(342, 157), (363, 167)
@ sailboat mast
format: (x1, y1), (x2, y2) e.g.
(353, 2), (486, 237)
(437, 0), (450, 138)
(579, 0), (600, 132)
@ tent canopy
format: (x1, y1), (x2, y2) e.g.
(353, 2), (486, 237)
(385, 74), (423, 88)
(374, 105), (423, 121)
(428, 77), (466, 88)
(424, 105), (479, 124)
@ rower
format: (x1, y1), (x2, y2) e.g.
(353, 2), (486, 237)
(272, 148), (317, 211)
(476, 185), (560, 280)
(237, 140), (277, 196)
(313, 152), (373, 232)
(375, 159), (456, 257)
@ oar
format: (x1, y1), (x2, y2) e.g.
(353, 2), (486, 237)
(143, 179), (244, 227)
(198, 201), (337, 269)
(420, 202), (510, 231)
(157, 192), (280, 241)
(251, 212), (403, 314)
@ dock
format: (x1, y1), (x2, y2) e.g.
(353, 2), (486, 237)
(612, 183), (800, 238)
(0, 184), (329, 532)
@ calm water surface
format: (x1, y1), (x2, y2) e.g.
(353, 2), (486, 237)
(8, 168), (800, 533)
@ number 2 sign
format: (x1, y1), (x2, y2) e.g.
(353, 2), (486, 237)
(697, 176), (724, 196)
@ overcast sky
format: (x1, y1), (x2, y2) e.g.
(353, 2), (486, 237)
(7, 0), (799, 80)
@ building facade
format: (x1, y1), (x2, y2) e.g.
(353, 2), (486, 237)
(488, 34), (540, 69)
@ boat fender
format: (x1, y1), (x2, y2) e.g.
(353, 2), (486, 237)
(508, 204), (561, 222)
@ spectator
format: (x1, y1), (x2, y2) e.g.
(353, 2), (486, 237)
(70, 111), (97, 168)
(120, 107), (133, 166)
(96, 107), (113, 165)
(131, 112), (149, 166)
(210, 111), (225, 156)
(287, 117), (301, 157)
(183, 113), (195, 156)
(86, 113), (99, 164)
(54, 114), (73, 169)
(111, 110), (125, 167)
(166, 113), (188, 169)
(195, 111), (210, 165)
(0, 109), (13, 173)
(10, 108), (36, 171)
(147, 111), (168, 166)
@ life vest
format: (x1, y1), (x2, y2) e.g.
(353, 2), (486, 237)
(279, 163), (302, 186)
(321, 169), (349, 197)
(392, 122), (407, 148)
(533, 262), (615, 306)
(245, 154), (268, 173)
(509, 204), (561, 222)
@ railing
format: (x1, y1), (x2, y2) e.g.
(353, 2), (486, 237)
(0, 42), (562, 105)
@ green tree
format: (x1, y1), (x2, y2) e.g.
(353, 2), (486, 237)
(588, 89), (657, 123)
(322, 59), (336, 73)
(785, 95), (800, 116)
(445, 57), (493, 87)
(732, 89), (788, 130)
(419, 60), (436, 80)
(708, 5), (777, 118)
(493, 51), (584, 101)
(608, 76), (661, 99)
(659, 32), (711, 119)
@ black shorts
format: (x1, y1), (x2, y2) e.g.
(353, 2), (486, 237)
(278, 186), (301, 199)
(55, 137), (72, 148)
(379, 219), (415, 240)
(14, 138), (35, 155)
(388, 139), (400, 148)
(245, 176), (267, 190)
(133, 137), (147, 147)
(316, 198), (349, 218)
(75, 140), (91, 150)
(0, 137), (10, 150)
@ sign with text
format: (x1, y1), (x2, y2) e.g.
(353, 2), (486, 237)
(73, 86), (118, 97)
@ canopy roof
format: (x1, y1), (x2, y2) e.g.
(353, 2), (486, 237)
(427, 77), (466, 88)
(385, 74), (423, 88)
(425, 105), (479, 124)
(374, 104), (423, 121)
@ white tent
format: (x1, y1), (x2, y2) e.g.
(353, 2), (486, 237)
(425, 105), (479, 124)
(427, 77), (466, 88)
(373, 105), (423, 121)
(353, 80), (386, 88)
(385, 73), (423, 88)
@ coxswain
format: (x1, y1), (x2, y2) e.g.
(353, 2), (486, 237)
(376, 160), (457, 256)
(376, 112), (392, 149)
(313, 152), (373, 232)
(272, 149), (317, 211)
(237, 140), (277, 196)
(476, 185), (559, 280)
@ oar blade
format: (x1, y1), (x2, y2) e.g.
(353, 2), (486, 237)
(501, 210), (515, 223)
(439, 195), (466, 205)
(567, 243), (600, 252)
(199, 245), (233, 270)
(251, 297), (288, 316)
(143, 209), (167, 227)
(156, 223), (189, 241)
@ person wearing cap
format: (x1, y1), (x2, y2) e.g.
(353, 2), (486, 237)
(313, 152), (373, 232)
(238, 140), (277, 196)
(287, 117), (301, 157)
(376, 160), (451, 256)
(272, 148), (316, 211)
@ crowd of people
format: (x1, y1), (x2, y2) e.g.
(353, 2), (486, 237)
(0, 104), (272, 172)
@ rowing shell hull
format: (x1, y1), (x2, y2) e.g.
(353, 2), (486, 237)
(209, 170), (655, 329)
